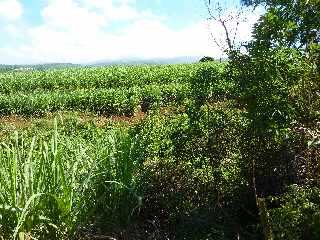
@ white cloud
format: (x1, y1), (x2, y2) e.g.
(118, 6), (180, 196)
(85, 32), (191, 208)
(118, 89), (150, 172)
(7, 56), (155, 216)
(0, 0), (23, 21)
(12, 19), (221, 63)
(0, 1), (264, 64)
(116, 19), (222, 59)
(42, 0), (106, 32)
(82, 0), (147, 22)
(4, 24), (20, 36)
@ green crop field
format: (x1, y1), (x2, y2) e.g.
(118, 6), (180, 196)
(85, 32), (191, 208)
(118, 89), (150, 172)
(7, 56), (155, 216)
(0, 64), (199, 94)
(0, 63), (228, 117)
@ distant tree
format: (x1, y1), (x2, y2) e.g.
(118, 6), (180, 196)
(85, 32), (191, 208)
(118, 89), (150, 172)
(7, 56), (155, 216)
(199, 56), (215, 62)
(240, 0), (267, 6)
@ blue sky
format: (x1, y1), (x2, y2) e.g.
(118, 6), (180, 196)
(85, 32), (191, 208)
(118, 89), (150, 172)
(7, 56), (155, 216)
(20, 0), (206, 29)
(0, 0), (263, 64)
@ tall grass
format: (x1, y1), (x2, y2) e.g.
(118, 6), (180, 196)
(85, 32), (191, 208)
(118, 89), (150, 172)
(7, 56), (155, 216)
(0, 119), (142, 239)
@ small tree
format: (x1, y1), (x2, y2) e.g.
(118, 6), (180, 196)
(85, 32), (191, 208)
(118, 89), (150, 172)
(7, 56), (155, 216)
(199, 56), (215, 62)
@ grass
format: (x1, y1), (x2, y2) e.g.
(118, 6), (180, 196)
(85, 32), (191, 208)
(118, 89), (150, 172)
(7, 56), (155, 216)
(0, 117), (142, 239)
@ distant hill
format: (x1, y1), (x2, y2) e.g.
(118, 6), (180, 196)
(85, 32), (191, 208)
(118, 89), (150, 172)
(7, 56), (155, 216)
(0, 63), (80, 71)
(89, 56), (203, 66)
(0, 56), (218, 71)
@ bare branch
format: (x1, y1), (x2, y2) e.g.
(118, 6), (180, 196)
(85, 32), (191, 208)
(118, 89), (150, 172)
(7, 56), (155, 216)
(204, 0), (249, 54)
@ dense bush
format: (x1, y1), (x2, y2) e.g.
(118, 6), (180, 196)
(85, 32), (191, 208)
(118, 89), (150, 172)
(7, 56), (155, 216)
(130, 99), (260, 238)
(270, 185), (320, 240)
(225, 1), (320, 239)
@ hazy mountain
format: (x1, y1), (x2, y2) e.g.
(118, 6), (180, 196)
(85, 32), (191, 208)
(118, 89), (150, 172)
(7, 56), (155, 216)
(0, 63), (80, 71)
(89, 56), (203, 66)
(0, 56), (214, 71)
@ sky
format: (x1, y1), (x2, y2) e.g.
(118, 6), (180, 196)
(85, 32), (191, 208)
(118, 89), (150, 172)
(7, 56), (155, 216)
(0, 0), (264, 64)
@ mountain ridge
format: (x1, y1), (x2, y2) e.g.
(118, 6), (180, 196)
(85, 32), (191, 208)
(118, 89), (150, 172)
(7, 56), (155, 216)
(0, 56), (207, 71)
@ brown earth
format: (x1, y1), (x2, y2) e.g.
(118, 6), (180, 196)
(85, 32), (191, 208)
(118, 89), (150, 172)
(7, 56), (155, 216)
(0, 111), (146, 131)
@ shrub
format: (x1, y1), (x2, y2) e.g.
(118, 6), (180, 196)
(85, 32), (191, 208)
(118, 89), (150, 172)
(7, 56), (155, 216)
(199, 56), (215, 62)
(269, 185), (320, 240)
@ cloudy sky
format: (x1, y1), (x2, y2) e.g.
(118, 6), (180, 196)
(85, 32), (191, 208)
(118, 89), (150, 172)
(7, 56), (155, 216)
(0, 0), (264, 64)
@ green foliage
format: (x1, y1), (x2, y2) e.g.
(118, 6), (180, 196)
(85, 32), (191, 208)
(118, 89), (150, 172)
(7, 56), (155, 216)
(79, 127), (143, 231)
(133, 113), (202, 219)
(0, 119), (142, 239)
(130, 102), (258, 238)
(269, 185), (320, 240)
(226, 0), (320, 238)
(249, 0), (320, 55)
(190, 63), (231, 107)
(231, 48), (319, 131)
(199, 56), (215, 63)
(228, 0), (320, 187)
